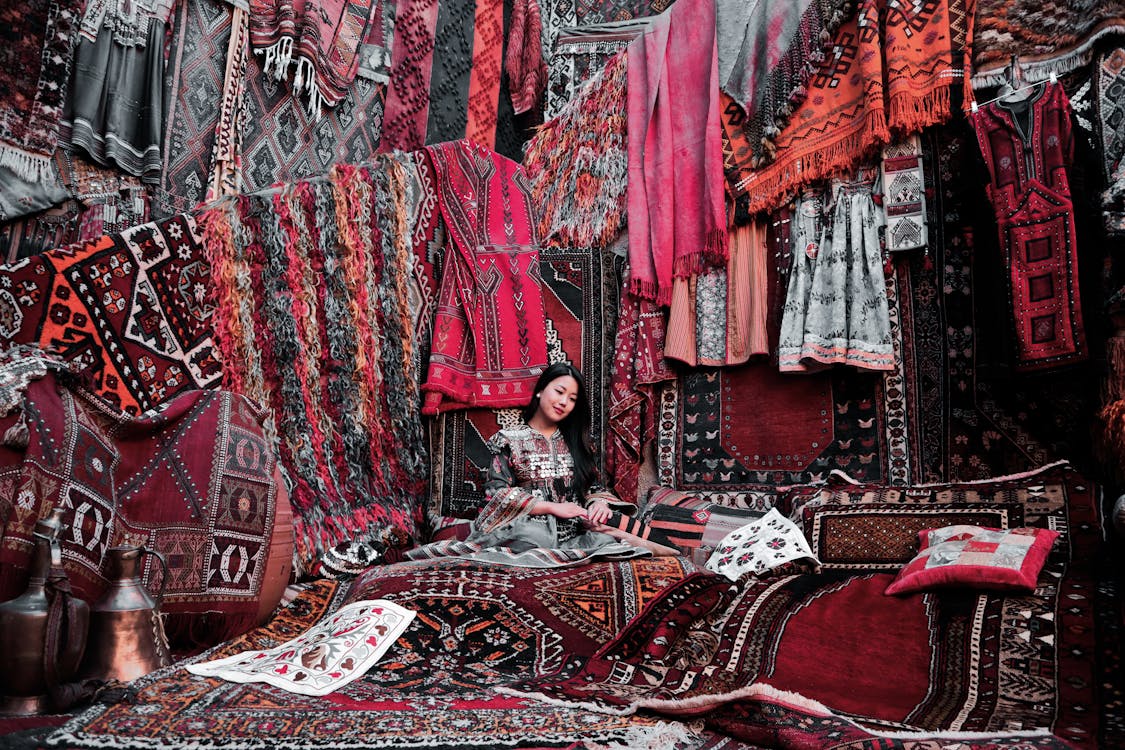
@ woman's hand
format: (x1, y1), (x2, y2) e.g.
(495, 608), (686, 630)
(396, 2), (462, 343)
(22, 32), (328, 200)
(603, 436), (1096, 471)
(584, 499), (612, 525)
(549, 501), (588, 520)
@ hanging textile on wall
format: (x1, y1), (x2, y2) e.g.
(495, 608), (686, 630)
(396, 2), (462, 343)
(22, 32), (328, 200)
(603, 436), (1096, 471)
(506, 0), (546, 116)
(881, 135), (929, 252)
(420, 140), (548, 415)
(969, 81), (1087, 371)
(544, 21), (641, 120)
(664, 221), (770, 367)
(248, 0), (391, 116)
(1096, 48), (1125, 234)
(464, 0), (504, 148)
(523, 51), (628, 249)
(203, 160), (427, 574)
(380, 0), (439, 152)
(626, 0), (728, 305)
(0, 212), (223, 413)
(715, 0), (857, 168)
(971, 0), (1125, 89)
(62, 0), (175, 182)
(0, 0), (80, 184)
(725, 0), (973, 215)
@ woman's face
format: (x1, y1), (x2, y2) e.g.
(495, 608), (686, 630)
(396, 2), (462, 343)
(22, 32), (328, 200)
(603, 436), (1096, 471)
(535, 375), (579, 425)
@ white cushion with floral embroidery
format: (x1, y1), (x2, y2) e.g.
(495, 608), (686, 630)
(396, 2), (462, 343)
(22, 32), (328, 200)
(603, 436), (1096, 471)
(704, 507), (820, 581)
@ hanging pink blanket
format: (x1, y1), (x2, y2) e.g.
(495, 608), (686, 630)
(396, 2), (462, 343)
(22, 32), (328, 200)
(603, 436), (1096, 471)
(626, 0), (728, 306)
(421, 141), (548, 414)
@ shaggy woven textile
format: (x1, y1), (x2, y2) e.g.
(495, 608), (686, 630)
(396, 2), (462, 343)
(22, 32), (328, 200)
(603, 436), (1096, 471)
(507, 466), (1101, 748)
(420, 140), (547, 415)
(202, 161), (427, 575)
(505, 0), (546, 115)
(971, 0), (1125, 89)
(0, 0), (80, 184)
(543, 20), (642, 120)
(0, 212), (223, 413)
(247, 0), (387, 116)
(727, 0), (972, 214)
(716, 0), (857, 169)
(50, 563), (714, 749)
(970, 82), (1087, 371)
(0, 363), (279, 646)
(627, 0), (728, 305)
(522, 51), (628, 249)
(427, 245), (616, 519)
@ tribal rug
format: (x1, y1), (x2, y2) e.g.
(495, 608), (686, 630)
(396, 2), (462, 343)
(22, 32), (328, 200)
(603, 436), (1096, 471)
(505, 465), (1103, 748)
(0, 0), (80, 185)
(0, 364), (278, 645)
(971, 0), (1125, 89)
(202, 161), (427, 575)
(427, 245), (618, 520)
(0, 212), (222, 414)
(49, 564), (716, 749)
(379, 0), (439, 153)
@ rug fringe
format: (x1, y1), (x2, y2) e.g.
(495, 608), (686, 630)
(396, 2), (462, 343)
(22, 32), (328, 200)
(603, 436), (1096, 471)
(0, 145), (54, 184)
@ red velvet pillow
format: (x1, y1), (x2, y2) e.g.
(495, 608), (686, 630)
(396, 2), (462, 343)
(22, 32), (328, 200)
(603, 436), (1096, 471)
(884, 525), (1059, 596)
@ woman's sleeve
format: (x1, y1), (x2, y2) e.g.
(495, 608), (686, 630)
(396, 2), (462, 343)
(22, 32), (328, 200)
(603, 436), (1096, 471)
(476, 434), (540, 534)
(585, 469), (638, 515)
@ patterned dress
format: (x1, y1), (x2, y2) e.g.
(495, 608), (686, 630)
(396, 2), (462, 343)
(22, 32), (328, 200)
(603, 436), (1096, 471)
(777, 175), (894, 373)
(404, 424), (647, 568)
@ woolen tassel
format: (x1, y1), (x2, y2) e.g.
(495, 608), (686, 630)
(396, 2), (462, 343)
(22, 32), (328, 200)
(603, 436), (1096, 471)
(1095, 399), (1125, 484)
(3, 407), (29, 449)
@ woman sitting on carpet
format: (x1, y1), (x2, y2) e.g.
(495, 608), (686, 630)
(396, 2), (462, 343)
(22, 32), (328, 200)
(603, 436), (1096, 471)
(403, 362), (679, 568)
(475, 362), (678, 558)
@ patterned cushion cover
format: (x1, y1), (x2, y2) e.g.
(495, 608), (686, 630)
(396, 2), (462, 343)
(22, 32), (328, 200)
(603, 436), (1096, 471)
(704, 508), (819, 581)
(884, 525), (1060, 595)
(640, 487), (765, 565)
(803, 502), (1025, 571)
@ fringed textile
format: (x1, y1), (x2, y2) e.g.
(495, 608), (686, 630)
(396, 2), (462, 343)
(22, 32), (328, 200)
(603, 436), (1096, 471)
(605, 267), (675, 504)
(969, 81), (1087, 371)
(726, 0), (972, 215)
(248, 0), (386, 117)
(543, 19), (640, 120)
(202, 160), (427, 575)
(971, 0), (1125, 89)
(716, 0), (857, 169)
(0, 0), (80, 185)
(206, 6), (251, 202)
(0, 365), (279, 648)
(420, 140), (549, 415)
(379, 0), (439, 151)
(506, 0), (547, 115)
(522, 52), (628, 249)
(626, 0), (728, 305)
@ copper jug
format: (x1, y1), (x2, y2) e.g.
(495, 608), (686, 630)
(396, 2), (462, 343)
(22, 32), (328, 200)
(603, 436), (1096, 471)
(80, 545), (171, 682)
(0, 507), (90, 715)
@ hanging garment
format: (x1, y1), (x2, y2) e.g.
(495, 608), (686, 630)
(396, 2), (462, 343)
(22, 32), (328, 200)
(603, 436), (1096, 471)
(63, 0), (173, 182)
(778, 176), (894, 373)
(970, 81), (1087, 370)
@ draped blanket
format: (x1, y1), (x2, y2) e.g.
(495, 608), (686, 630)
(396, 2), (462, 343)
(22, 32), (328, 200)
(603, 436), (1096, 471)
(420, 140), (548, 415)
(202, 159), (427, 574)
(726, 0), (973, 215)
(0, 359), (279, 646)
(0, 0), (80, 184)
(971, 0), (1125, 88)
(248, 0), (389, 116)
(716, 0), (857, 168)
(627, 0), (728, 305)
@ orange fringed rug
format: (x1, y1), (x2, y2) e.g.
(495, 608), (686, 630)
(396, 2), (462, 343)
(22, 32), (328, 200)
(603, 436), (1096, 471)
(725, 0), (974, 215)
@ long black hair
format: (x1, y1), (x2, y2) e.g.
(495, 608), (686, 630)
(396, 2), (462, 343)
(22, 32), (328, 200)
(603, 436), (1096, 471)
(522, 362), (596, 500)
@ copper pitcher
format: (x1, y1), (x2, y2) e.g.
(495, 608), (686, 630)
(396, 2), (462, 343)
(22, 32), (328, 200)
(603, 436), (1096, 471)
(0, 507), (90, 715)
(80, 545), (171, 683)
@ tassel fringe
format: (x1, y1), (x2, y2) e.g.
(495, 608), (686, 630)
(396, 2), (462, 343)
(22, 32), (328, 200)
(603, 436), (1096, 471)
(0, 146), (54, 184)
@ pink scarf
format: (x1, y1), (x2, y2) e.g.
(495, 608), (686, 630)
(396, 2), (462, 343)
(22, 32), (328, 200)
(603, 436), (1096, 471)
(626, 0), (728, 306)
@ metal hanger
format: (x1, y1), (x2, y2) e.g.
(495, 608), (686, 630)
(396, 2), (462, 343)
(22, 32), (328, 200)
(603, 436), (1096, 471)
(970, 56), (1057, 113)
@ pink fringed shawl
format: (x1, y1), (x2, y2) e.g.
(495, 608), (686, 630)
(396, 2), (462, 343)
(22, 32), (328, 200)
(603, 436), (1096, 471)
(248, 0), (384, 116)
(626, 0), (728, 306)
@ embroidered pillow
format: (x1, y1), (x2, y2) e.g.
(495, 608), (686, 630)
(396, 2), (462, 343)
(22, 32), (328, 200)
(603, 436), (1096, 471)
(884, 525), (1059, 596)
(705, 508), (819, 581)
(640, 486), (767, 565)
